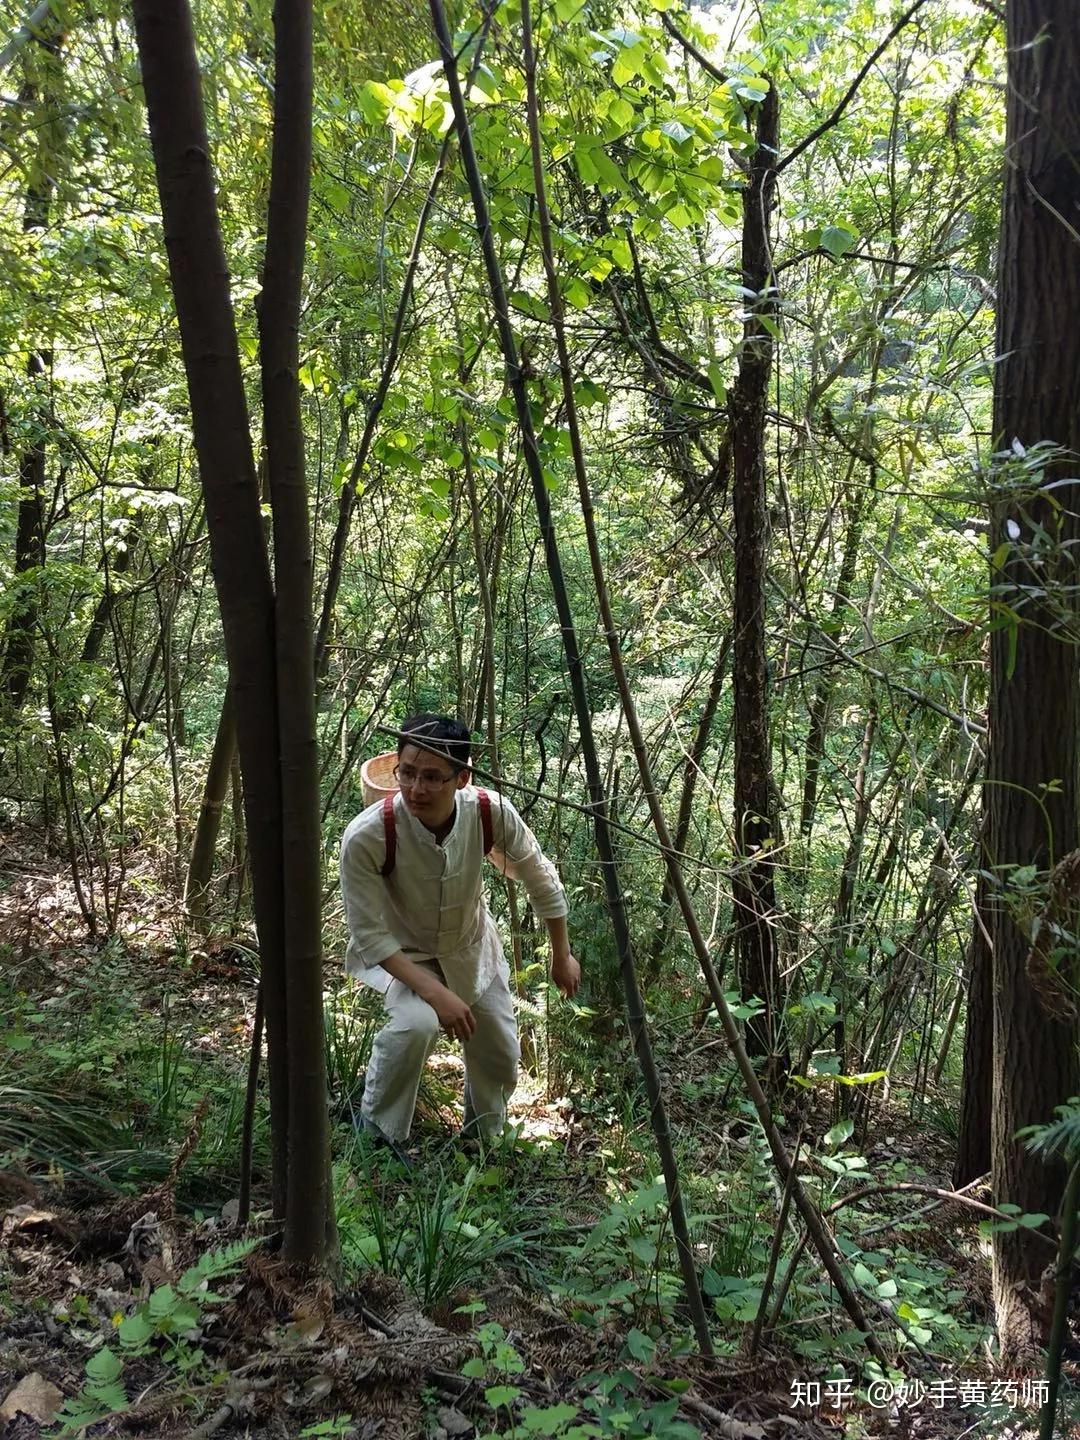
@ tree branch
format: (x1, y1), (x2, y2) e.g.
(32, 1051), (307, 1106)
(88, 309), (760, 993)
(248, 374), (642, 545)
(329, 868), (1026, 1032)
(775, 0), (928, 175)
(660, 11), (727, 85)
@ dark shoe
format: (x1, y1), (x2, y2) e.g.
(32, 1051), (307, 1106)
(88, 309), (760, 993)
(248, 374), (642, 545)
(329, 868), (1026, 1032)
(357, 1116), (413, 1170)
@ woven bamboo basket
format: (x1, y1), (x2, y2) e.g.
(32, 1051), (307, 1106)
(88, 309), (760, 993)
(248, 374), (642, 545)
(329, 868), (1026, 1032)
(360, 751), (398, 808)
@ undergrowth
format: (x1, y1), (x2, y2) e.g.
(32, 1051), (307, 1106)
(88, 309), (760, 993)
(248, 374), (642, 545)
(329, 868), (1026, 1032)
(0, 927), (1035, 1439)
(0, 939), (266, 1206)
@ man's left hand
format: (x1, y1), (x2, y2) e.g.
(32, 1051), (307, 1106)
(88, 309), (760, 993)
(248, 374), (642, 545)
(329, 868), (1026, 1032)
(551, 952), (581, 998)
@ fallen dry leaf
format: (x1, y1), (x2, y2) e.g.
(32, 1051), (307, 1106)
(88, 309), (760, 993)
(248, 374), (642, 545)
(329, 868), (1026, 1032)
(0, 1372), (64, 1424)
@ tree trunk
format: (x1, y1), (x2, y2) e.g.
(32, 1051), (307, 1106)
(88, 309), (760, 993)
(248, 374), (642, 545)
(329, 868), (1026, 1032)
(131, 0), (289, 1225)
(1, 43), (61, 710)
(2, 359), (46, 709)
(258, 0), (333, 1264)
(184, 688), (237, 930)
(645, 637), (729, 983)
(81, 522), (136, 666)
(729, 82), (787, 1077)
(954, 859), (992, 1186)
(988, 0), (1080, 1359)
(434, 0), (715, 1353)
(799, 475), (870, 840)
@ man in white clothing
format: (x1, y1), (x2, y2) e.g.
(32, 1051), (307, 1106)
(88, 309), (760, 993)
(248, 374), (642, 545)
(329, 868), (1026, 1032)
(340, 714), (580, 1150)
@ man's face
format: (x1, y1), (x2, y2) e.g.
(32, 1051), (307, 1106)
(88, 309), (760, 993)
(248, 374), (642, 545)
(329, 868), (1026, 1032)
(396, 742), (469, 829)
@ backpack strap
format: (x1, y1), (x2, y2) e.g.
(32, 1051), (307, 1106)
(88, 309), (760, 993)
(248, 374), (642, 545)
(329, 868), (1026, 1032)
(477, 787), (494, 856)
(379, 793), (397, 877)
(381, 789), (491, 878)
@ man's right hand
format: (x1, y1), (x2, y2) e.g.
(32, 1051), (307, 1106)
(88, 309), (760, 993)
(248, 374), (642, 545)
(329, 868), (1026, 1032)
(380, 951), (476, 1043)
(430, 986), (476, 1043)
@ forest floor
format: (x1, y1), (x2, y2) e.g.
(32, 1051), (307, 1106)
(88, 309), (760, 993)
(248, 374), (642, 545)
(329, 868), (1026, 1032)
(0, 826), (1069, 1439)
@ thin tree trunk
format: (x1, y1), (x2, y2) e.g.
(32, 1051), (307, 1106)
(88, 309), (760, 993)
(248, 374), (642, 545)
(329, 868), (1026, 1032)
(729, 81), (787, 1077)
(81, 522), (135, 666)
(988, 0), (1080, 1359)
(954, 835), (993, 1185)
(799, 476), (870, 841)
(2, 361), (46, 708)
(432, 0), (715, 1355)
(313, 131), (453, 680)
(258, 0), (332, 1265)
(131, 0), (289, 1222)
(185, 688), (237, 930)
(645, 637), (730, 983)
(2, 46), (59, 709)
(461, 418), (523, 980)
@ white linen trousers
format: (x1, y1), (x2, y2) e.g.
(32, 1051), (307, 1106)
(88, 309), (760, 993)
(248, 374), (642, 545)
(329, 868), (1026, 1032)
(360, 960), (520, 1143)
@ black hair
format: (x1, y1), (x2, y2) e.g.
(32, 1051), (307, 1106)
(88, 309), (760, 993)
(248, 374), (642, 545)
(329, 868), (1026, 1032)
(398, 714), (472, 772)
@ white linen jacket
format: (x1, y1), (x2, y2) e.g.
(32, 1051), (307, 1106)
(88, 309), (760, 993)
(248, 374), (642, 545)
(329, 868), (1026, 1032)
(340, 786), (568, 1005)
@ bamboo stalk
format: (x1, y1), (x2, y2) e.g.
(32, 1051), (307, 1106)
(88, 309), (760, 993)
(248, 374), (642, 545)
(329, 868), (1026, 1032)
(429, 0), (714, 1355)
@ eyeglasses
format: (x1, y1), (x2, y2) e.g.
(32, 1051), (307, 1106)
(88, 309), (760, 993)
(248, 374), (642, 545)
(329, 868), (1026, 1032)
(394, 763), (459, 789)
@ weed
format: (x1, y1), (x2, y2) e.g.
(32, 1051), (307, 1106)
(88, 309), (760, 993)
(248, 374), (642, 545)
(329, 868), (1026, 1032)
(459, 1326), (701, 1440)
(324, 987), (378, 1118)
(337, 1162), (532, 1309)
(54, 1238), (256, 1434)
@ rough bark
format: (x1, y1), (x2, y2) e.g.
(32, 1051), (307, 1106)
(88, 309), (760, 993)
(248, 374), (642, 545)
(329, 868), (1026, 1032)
(988, 0), (1080, 1359)
(729, 83), (787, 1077)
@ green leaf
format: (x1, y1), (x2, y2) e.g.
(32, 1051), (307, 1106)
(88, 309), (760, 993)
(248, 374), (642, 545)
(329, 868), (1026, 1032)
(563, 277), (592, 309)
(1017, 1211), (1050, 1229)
(118, 1312), (154, 1348)
(89, 1381), (127, 1411)
(729, 75), (770, 103)
(485, 1384), (522, 1407)
(509, 289), (550, 321)
(834, 1069), (887, 1087)
(606, 235), (633, 270)
(357, 82), (390, 125)
(521, 1403), (580, 1433)
(661, 119), (693, 145)
(608, 96), (635, 128)
(820, 224), (857, 258)
(706, 361), (726, 402)
(461, 1357), (487, 1378)
(625, 1327), (655, 1361)
(809, 1055), (841, 1077)
(824, 1119), (854, 1149)
(590, 147), (624, 190)
(555, 0), (587, 20)
(86, 1347), (123, 1385)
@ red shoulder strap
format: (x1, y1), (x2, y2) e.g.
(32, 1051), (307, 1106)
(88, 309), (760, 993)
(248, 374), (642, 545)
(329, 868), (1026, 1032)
(379, 793), (397, 877)
(477, 787), (494, 855)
